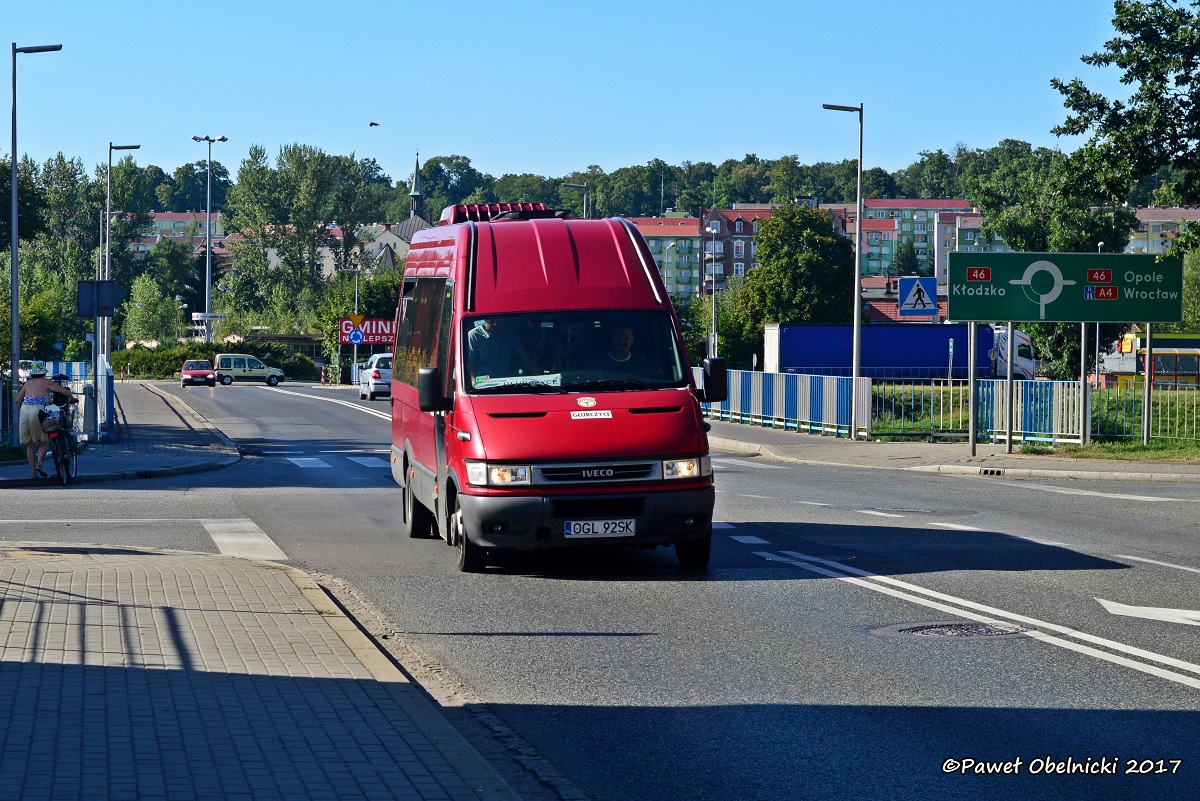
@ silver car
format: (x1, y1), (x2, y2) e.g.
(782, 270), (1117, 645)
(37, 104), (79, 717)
(358, 353), (393, 400)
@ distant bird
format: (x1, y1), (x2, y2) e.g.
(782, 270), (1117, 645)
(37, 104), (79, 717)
(369, 122), (380, 127)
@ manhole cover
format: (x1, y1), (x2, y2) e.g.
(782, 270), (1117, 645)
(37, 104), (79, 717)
(871, 621), (1031, 640)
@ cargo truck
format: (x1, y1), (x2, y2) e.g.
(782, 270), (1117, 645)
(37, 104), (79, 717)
(763, 323), (1036, 379)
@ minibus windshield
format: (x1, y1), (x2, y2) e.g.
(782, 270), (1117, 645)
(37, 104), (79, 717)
(464, 310), (687, 393)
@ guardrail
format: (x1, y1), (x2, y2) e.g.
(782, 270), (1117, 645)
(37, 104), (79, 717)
(697, 369), (870, 439)
(699, 369), (1199, 443)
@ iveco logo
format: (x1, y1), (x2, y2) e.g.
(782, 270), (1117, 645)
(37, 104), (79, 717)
(583, 468), (615, 478)
(577, 397), (597, 408)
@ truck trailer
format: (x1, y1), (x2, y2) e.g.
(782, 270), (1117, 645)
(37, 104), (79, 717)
(763, 323), (1036, 380)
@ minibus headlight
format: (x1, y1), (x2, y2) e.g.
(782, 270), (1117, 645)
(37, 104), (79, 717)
(467, 462), (531, 486)
(466, 462), (488, 486)
(663, 457), (707, 480)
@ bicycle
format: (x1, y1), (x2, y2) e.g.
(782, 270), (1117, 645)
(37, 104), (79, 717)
(39, 374), (79, 486)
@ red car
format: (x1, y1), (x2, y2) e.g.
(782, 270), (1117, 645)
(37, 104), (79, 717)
(181, 359), (216, 387)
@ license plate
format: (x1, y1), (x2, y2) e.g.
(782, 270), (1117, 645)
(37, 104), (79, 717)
(564, 519), (635, 538)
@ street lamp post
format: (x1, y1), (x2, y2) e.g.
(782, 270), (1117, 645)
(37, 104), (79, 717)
(103, 143), (140, 393)
(707, 223), (719, 358)
(9, 41), (61, 446)
(823, 102), (864, 440)
(192, 135), (227, 342)
(561, 182), (589, 219)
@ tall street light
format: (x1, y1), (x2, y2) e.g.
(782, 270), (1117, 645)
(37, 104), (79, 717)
(707, 223), (719, 358)
(103, 142), (140, 394)
(823, 102), (864, 440)
(561, 182), (589, 219)
(192, 134), (227, 342)
(9, 42), (61, 447)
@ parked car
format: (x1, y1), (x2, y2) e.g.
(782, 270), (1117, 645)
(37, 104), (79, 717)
(214, 353), (285, 386)
(359, 353), (393, 400)
(180, 359), (216, 387)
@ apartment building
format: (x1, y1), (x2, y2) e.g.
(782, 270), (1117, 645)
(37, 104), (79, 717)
(626, 217), (703, 305)
(1125, 207), (1200, 254)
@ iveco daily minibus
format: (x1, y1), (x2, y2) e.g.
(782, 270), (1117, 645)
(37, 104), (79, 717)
(390, 203), (726, 572)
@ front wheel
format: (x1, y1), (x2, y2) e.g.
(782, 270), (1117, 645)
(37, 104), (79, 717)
(675, 532), (711, 571)
(451, 499), (486, 573)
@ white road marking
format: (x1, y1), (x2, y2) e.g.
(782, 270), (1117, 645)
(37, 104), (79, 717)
(795, 501), (830, 507)
(287, 457), (331, 468)
(1011, 483), (1195, 503)
(931, 522), (983, 531)
(200, 519), (288, 561)
(856, 510), (905, 518)
(712, 458), (786, 469)
(712, 522), (735, 529)
(1096, 598), (1200, 627)
(731, 535), (771, 545)
(757, 550), (1200, 689)
(744, 494), (773, 500)
(261, 386), (392, 421)
(1114, 555), (1200, 575)
(347, 456), (388, 468)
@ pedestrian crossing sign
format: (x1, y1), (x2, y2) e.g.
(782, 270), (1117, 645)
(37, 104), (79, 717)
(898, 277), (937, 317)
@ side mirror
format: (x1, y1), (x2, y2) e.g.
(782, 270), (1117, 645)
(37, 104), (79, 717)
(699, 357), (727, 403)
(417, 367), (452, 412)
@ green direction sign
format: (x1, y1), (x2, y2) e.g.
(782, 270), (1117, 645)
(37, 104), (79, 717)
(947, 252), (1183, 323)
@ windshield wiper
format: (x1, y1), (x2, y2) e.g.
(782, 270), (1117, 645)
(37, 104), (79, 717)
(472, 381), (569, 394)
(574, 378), (655, 389)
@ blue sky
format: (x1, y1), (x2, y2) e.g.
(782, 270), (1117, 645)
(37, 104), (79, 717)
(9, 0), (1126, 187)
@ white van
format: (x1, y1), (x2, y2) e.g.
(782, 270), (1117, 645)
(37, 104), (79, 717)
(214, 353), (285, 386)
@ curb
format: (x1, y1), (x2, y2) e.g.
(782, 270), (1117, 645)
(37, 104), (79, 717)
(708, 435), (1200, 484)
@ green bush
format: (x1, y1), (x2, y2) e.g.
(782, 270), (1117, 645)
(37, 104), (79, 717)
(110, 342), (319, 381)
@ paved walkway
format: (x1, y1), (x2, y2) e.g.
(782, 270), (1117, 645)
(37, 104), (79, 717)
(1, 382), (1199, 800)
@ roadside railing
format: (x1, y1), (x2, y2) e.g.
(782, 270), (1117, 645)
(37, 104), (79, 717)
(1093, 381), (1200, 441)
(700, 369), (1200, 443)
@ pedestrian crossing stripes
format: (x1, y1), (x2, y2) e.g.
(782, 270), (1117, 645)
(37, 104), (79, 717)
(200, 519), (288, 561)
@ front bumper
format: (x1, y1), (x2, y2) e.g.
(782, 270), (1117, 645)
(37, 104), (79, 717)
(458, 485), (715, 550)
(182, 375), (215, 385)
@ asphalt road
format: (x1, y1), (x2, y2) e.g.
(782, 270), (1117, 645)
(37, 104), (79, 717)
(2, 381), (1198, 801)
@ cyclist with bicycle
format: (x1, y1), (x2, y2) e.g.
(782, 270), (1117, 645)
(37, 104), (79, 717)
(15, 361), (74, 479)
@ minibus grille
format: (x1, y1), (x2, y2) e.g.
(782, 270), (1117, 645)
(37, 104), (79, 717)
(535, 461), (660, 484)
(553, 498), (645, 518)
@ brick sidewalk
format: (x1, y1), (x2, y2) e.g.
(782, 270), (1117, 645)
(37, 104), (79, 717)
(0, 545), (521, 801)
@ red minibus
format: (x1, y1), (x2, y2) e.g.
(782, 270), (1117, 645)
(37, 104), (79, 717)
(390, 203), (726, 572)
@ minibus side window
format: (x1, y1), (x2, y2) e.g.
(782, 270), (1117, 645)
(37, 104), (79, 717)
(396, 277), (447, 388)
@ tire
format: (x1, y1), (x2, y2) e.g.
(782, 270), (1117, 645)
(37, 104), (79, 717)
(220, 375), (233, 385)
(61, 432), (78, 483)
(207, 380), (215, 387)
(675, 531), (712, 571)
(181, 381), (187, 388)
(48, 435), (68, 487)
(266, 375), (279, 386)
(403, 472), (434, 539)
(367, 391), (376, 402)
(452, 498), (486, 573)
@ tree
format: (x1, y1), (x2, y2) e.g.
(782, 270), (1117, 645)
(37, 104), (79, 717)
(1052, 0), (1200, 212)
(121, 274), (182, 344)
(741, 202), (854, 334)
(892, 240), (919, 275)
(0, 156), (47, 245)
